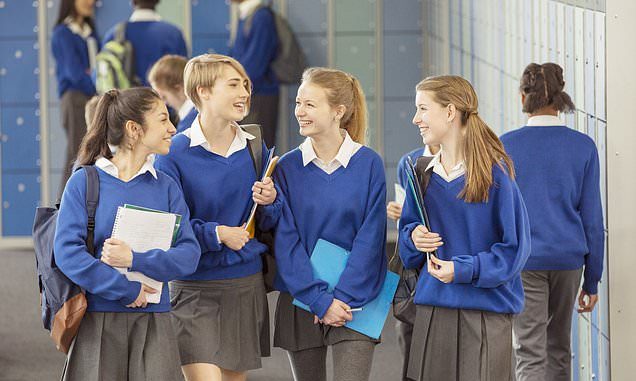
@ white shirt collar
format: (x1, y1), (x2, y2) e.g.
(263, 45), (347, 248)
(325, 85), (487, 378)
(183, 116), (255, 158)
(425, 150), (465, 182)
(423, 145), (435, 157)
(129, 9), (162, 22)
(526, 115), (563, 127)
(300, 130), (362, 168)
(239, 0), (265, 19)
(94, 155), (157, 181)
(178, 99), (195, 121)
(64, 17), (93, 38)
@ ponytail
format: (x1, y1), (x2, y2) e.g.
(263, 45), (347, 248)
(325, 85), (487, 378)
(76, 90), (118, 165)
(341, 76), (367, 144)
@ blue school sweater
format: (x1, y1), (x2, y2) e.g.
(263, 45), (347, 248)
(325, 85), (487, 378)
(399, 166), (531, 314)
(155, 134), (282, 280)
(103, 21), (187, 86)
(273, 147), (388, 319)
(500, 126), (605, 294)
(51, 24), (98, 97)
(230, 7), (279, 96)
(397, 147), (426, 188)
(176, 107), (198, 133)
(54, 167), (201, 313)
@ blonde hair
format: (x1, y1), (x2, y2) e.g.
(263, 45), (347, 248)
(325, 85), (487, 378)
(84, 95), (101, 129)
(148, 54), (188, 91)
(416, 75), (515, 203)
(301, 67), (368, 144)
(183, 54), (252, 110)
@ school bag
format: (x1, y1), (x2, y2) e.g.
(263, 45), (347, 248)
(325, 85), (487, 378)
(95, 22), (140, 94)
(32, 165), (99, 353)
(243, 124), (277, 292)
(390, 155), (435, 325)
(242, 6), (307, 84)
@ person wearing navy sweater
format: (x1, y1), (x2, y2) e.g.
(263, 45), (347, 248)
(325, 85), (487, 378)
(272, 68), (387, 381)
(54, 87), (200, 380)
(155, 54), (280, 381)
(103, 0), (187, 87)
(148, 55), (198, 133)
(386, 144), (438, 381)
(501, 63), (605, 381)
(229, 0), (279, 147)
(398, 76), (531, 381)
(51, 0), (99, 199)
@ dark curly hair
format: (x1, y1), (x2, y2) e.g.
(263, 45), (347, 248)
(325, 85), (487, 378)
(519, 62), (575, 114)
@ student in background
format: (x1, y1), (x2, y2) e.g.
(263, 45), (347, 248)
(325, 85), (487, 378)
(399, 75), (531, 381)
(273, 67), (387, 381)
(155, 54), (280, 381)
(84, 95), (101, 130)
(148, 55), (197, 133)
(51, 0), (99, 198)
(103, 0), (187, 86)
(386, 144), (438, 381)
(54, 87), (200, 380)
(501, 63), (605, 381)
(229, 0), (279, 147)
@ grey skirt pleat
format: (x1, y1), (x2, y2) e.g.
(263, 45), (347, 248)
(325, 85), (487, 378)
(407, 305), (513, 381)
(169, 272), (270, 371)
(61, 311), (183, 381)
(273, 292), (379, 352)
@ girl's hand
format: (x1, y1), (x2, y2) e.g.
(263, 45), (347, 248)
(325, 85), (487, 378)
(101, 238), (133, 268)
(322, 299), (353, 327)
(218, 225), (250, 251)
(410, 225), (444, 252)
(428, 254), (455, 283)
(387, 201), (403, 221)
(126, 284), (158, 308)
(252, 177), (277, 206)
(577, 290), (598, 313)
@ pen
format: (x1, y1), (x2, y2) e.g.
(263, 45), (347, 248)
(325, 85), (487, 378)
(346, 307), (363, 312)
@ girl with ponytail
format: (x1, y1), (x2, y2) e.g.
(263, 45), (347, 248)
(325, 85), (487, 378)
(54, 87), (200, 380)
(502, 63), (604, 381)
(398, 75), (531, 381)
(272, 67), (387, 381)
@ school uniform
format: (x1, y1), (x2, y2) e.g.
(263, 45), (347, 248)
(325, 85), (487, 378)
(398, 153), (531, 381)
(51, 19), (99, 198)
(500, 115), (605, 381)
(230, 0), (279, 147)
(176, 99), (197, 133)
(103, 9), (187, 86)
(54, 157), (201, 381)
(273, 132), (387, 381)
(155, 118), (281, 371)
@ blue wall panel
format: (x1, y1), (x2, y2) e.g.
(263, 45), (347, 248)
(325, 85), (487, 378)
(1, 106), (40, 171)
(0, 1), (38, 38)
(0, 39), (40, 104)
(383, 34), (423, 99)
(1, 172), (39, 236)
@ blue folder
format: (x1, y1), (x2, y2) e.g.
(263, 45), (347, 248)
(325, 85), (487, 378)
(292, 239), (400, 339)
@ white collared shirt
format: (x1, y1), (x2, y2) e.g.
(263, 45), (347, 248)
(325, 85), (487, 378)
(422, 145), (435, 157)
(299, 130), (362, 175)
(183, 116), (255, 158)
(64, 17), (97, 71)
(239, 0), (265, 19)
(178, 99), (195, 121)
(94, 155), (157, 182)
(425, 151), (466, 183)
(526, 114), (564, 127)
(129, 9), (162, 22)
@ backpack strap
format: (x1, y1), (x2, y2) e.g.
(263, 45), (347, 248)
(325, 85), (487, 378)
(114, 22), (127, 43)
(81, 165), (100, 256)
(242, 124), (264, 177)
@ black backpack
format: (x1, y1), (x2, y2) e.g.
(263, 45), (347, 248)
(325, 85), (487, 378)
(32, 165), (99, 353)
(242, 124), (277, 292)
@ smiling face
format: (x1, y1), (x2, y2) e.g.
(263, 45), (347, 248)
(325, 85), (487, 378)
(412, 90), (453, 146)
(136, 99), (176, 155)
(295, 81), (343, 139)
(198, 64), (250, 122)
(74, 0), (95, 18)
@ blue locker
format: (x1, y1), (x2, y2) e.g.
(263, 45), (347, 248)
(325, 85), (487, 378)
(384, 0), (422, 33)
(297, 35), (328, 68)
(192, 0), (230, 35)
(383, 34), (423, 99)
(1, 172), (40, 236)
(334, 0), (376, 33)
(1, 106), (40, 171)
(591, 308), (600, 380)
(0, 39), (39, 104)
(192, 36), (230, 56)
(0, 0), (37, 39)
(383, 100), (421, 167)
(288, 0), (328, 34)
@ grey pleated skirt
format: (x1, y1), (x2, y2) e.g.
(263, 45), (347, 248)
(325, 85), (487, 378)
(61, 311), (183, 381)
(169, 272), (270, 371)
(407, 305), (513, 381)
(273, 292), (379, 352)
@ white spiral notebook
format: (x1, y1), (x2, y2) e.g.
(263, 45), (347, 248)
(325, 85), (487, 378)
(111, 205), (180, 304)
